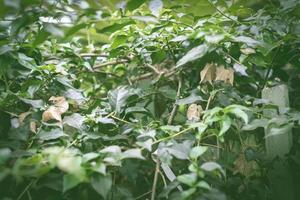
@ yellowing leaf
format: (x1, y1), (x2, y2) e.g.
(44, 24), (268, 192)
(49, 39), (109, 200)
(200, 63), (216, 85)
(187, 104), (203, 121)
(215, 66), (234, 85)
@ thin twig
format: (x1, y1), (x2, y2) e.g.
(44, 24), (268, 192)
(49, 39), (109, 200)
(168, 77), (182, 125)
(145, 63), (162, 75)
(17, 180), (35, 200)
(153, 127), (193, 145)
(207, 1), (243, 25)
(80, 53), (109, 58)
(110, 115), (132, 124)
(151, 159), (160, 200)
(135, 191), (152, 200)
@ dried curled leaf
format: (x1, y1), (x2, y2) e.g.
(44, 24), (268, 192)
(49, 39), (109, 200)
(42, 106), (62, 122)
(200, 63), (216, 85)
(215, 66), (234, 85)
(42, 96), (69, 122)
(30, 121), (37, 133)
(233, 154), (259, 177)
(49, 96), (69, 113)
(19, 111), (31, 125)
(187, 104), (203, 121)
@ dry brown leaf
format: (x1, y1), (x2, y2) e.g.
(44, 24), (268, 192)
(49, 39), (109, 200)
(215, 66), (234, 85)
(30, 121), (37, 133)
(233, 154), (259, 177)
(200, 63), (216, 85)
(42, 96), (69, 122)
(42, 106), (62, 122)
(19, 112), (31, 125)
(187, 104), (203, 121)
(49, 96), (69, 113)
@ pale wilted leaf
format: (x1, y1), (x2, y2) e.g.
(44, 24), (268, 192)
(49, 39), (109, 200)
(187, 104), (203, 121)
(200, 63), (216, 85)
(215, 66), (234, 85)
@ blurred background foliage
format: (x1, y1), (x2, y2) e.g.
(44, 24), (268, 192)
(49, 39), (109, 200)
(0, 0), (300, 200)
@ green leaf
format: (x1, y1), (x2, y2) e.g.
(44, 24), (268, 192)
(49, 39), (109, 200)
(189, 146), (207, 159)
(219, 115), (231, 136)
(196, 181), (211, 190)
(227, 108), (248, 124)
(234, 36), (261, 47)
(98, 21), (134, 33)
(176, 93), (203, 105)
(111, 35), (127, 49)
(136, 139), (153, 151)
(121, 148), (144, 159)
(38, 128), (67, 141)
(242, 119), (268, 131)
(0, 148), (11, 165)
(108, 86), (137, 114)
(16, 53), (37, 70)
(63, 113), (85, 129)
(44, 23), (64, 37)
(91, 174), (112, 199)
(127, 0), (147, 11)
(33, 28), (50, 46)
(181, 188), (197, 199)
(205, 34), (224, 44)
(65, 23), (87, 37)
(100, 145), (122, 154)
(177, 173), (197, 186)
(201, 161), (225, 175)
(63, 174), (82, 193)
(20, 98), (44, 108)
(176, 44), (208, 67)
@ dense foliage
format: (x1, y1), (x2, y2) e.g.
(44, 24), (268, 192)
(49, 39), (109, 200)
(1, 0), (300, 199)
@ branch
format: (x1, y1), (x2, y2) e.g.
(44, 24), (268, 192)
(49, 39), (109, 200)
(80, 53), (109, 58)
(93, 59), (128, 69)
(167, 77), (182, 125)
(145, 63), (162, 75)
(208, 1), (243, 25)
(151, 77), (182, 200)
(150, 159), (161, 200)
